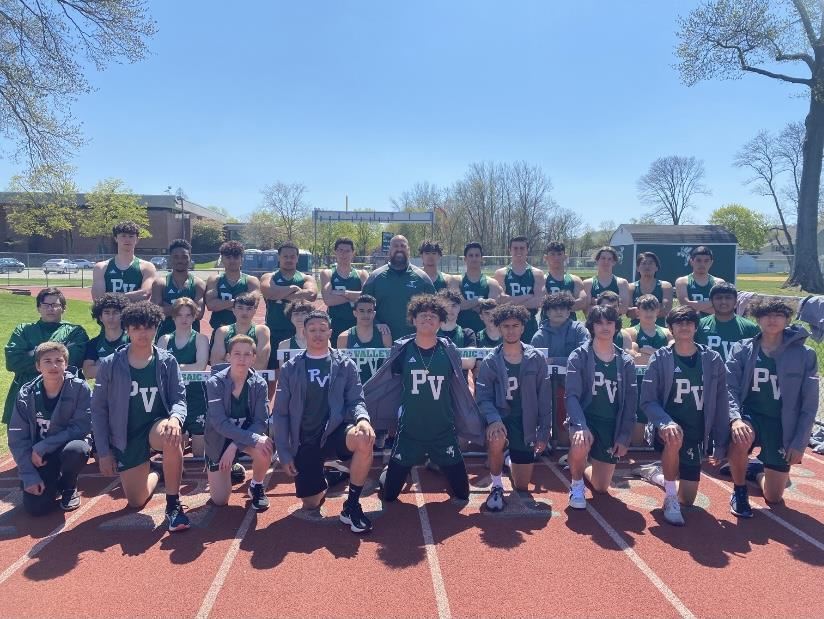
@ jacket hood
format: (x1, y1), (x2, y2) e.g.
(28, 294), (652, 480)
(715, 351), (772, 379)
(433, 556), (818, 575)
(750, 324), (810, 353)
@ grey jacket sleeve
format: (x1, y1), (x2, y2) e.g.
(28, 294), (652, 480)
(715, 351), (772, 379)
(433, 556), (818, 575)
(474, 357), (502, 425)
(640, 354), (672, 428)
(616, 358), (637, 446)
(573, 322), (590, 348)
(90, 357), (113, 458)
(272, 363), (295, 465)
(530, 329), (548, 349)
(792, 347), (820, 452)
(342, 358), (369, 424)
(536, 356), (552, 443)
(34, 382), (91, 456)
(725, 342), (746, 422)
(247, 377), (270, 442)
(205, 377), (258, 449)
(8, 392), (40, 488)
(711, 354), (730, 460)
(564, 349), (588, 430)
(165, 357), (187, 426)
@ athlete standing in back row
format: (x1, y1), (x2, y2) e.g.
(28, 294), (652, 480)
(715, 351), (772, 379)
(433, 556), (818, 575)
(674, 246), (725, 318)
(320, 237), (368, 343)
(458, 242), (502, 334)
(205, 241), (261, 334)
(495, 236), (545, 343)
(91, 221), (156, 302)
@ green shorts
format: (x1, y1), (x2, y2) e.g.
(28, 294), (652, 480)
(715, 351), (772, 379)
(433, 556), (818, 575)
(744, 413), (790, 473)
(502, 414), (535, 464)
(635, 376), (648, 424)
(114, 416), (165, 472)
(585, 415), (618, 464)
(390, 431), (463, 468)
(183, 383), (207, 436)
(654, 432), (703, 482)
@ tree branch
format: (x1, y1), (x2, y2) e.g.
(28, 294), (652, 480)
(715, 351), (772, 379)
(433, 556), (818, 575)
(776, 51), (815, 71)
(792, 0), (818, 47)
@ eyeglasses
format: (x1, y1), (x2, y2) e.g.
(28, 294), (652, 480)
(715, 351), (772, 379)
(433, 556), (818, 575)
(40, 303), (64, 310)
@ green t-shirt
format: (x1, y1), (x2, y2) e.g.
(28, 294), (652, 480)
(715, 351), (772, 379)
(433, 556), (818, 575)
(362, 266), (436, 338)
(33, 378), (60, 441)
(128, 356), (166, 436)
(665, 352), (704, 440)
(104, 257), (144, 294)
(633, 324), (669, 350)
(229, 382), (250, 427)
(505, 360), (522, 418)
(743, 351), (782, 419)
(328, 268), (362, 337)
(398, 343), (453, 440)
(158, 273), (199, 337)
(686, 274), (717, 318)
(695, 314), (760, 361)
(301, 355), (331, 443)
(210, 273), (251, 329)
(265, 270), (306, 338)
(346, 326), (384, 384)
(584, 356), (619, 422)
(457, 274), (490, 333)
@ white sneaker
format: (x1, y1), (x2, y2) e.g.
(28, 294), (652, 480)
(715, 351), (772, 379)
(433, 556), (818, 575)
(663, 495), (684, 526)
(568, 484), (587, 510)
(633, 462), (665, 488)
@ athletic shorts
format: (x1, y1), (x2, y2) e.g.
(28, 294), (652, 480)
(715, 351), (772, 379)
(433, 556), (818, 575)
(294, 424), (354, 498)
(502, 414), (535, 465)
(553, 379), (567, 430)
(206, 438), (242, 472)
(585, 415), (618, 465)
(654, 431), (703, 482)
(744, 413), (791, 473)
(635, 376), (648, 424)
(114, 417), (165, 472)
(390, 431), (463, 469)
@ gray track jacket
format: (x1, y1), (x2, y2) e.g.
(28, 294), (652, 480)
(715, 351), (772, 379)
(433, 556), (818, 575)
(530, 318), (589, 357)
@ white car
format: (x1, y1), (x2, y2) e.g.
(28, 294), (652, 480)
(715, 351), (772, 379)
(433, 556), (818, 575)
(42, 259), (79, 274)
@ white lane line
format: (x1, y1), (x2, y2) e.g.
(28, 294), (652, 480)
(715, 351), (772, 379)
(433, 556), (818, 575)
(702, 474), (824, 552)
(544, 460), (696, 619)
(0, 479), (119, 587)
(410, 467), (452, 619)
(196, 471), (273, 619)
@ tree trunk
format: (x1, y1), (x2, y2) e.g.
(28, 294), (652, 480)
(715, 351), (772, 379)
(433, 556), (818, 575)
(786, 93), (824, 292)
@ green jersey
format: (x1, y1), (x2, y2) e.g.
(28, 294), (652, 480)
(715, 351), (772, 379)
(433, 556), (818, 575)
(438, 325), (475, 348)
(504, 265), (538, 342)
(32, 377), (60, 440)
(633, 324), (669, 350)
(128, 356), (166, 436)
(362, 265), (436, 338)
(584, 356), (619, 422)
(505, 360), (522, 417)
(457, 273), (490, 333)
(301, 355), (331, 443)
(209, 273), (251, 330)
(665, 353), (704, 440)
(346, 325), (384, 384)
(224, 323), (257, 347)
(630, 279), (665, 327)
(104, 257), (144, 294)
(288, 336), (302, 349)
(265, 269), (305, 340)
(686, 274), (717, 318)
(477, 329), (501, 349)
(431, 271), (449, 292)
(695, 315), (760, 361)
(328, 268), (362, 339)
(591, 275), (619, 298)
(398, 343), (453, 440)
(229, 382), (250, 428)
(743, 351), (782, 419)
(85, 330), (129, 362)
(167, 330), (207, 428)
(545, 272), (575, 295)
(158, 273), (200, 337)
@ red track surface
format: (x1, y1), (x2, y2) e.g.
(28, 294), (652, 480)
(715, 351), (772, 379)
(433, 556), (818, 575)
(1, 452), (824, 618)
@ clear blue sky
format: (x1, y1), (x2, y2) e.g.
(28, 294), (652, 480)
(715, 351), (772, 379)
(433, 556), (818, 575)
(0, 0), (810, 228)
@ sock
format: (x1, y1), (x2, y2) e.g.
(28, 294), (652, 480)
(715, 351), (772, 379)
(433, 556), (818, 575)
(347, 483), (363, 506)
(250, 480), (262, 488)
(166, 494), (179, 511)
(734, 484), (747, 493)
(571, 478), (584, 491)
(491, 474), (503, 489)
(664, 480), (677, 497)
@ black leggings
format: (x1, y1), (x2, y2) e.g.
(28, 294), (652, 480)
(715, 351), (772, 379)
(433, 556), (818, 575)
(22, 439), (90, 517)
(381, 459), (469, 502)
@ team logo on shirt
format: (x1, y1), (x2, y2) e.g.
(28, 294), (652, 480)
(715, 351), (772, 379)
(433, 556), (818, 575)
(506, 377), (519, 401)
(131, 381), (159, 412)
(35, 413), (50, 438)
(706, 336), (735, 358)
(673, 378), (704, 409)
(509, 283), (532, 296)
(752, 366), (781, 399)
(406, 281), (417, 288)
(445, 445), (455, 458)
(110, 279), (136, 293)
(592, 371), (618, 403)
(463, 288), (476, 300)
(308, 369), (330, 387)
(410, 370), (444, 399)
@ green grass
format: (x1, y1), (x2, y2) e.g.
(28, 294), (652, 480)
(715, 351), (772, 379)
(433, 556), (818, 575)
(193, 259), (218, 270)
(0, 275), (92, 288)
(0, 293), (96, 457)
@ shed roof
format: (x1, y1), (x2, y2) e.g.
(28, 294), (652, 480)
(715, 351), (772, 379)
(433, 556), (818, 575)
(611, 224), (737, 245)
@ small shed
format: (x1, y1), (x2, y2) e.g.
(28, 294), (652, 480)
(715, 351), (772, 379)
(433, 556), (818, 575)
(609, 225), (738, 284)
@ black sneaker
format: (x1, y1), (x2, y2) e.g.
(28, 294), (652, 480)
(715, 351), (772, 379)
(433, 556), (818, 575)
(248, 483), (269, 511)
(166, 501), (191, 532)
(60, 488), (81, 511)
(730, 486), (753, 519)
(231, 462), (246, 484)
(340, 501), (373, 533)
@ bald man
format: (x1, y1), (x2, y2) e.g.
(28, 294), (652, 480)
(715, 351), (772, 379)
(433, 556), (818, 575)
(362, 236), (436, 339)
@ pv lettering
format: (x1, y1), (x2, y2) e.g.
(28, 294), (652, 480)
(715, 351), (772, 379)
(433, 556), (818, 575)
(220, 292), (233, 301)
(506, 376), (519, 401)
(357, 357), (379, 376)
(690, 293), (706, 302)
(673, 378), (704, 409)
(308, 369), (330, 387)
(464, 289), (476, 300)
(130, 382), (158, 412)
(752, 367), (781, 399)
(410, 369), (444, 399)
(509, 283), (532, 296)
(110, 279), (136, 293)
(592, 371), (617, 403)
(549, 285), (561, 293)
(706, 335), (735, 358)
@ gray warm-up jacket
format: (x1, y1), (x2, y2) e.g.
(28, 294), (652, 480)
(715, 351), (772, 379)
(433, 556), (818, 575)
(798, 295), (824, 342)
(205, 366), (270, 463)
(475, 344), (551, 445)
(565, 341), (637, 448)
(530, 318), (590, 357)
(363, 335), (485, 444)
(640, 343), (729, 460)
(726, 325), (819, 455)
(273, 349), (368, 466)
(8, 369), (91, 488)
(90, 345), (186, 458)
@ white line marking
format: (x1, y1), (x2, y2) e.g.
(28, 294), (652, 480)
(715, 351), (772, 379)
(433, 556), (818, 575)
(410, 467), (452, 619)
(196, 471), (273, 619)
(702, 474), (824, 552)
(0, 479), (119, 586)
(544, 460), (696, 619)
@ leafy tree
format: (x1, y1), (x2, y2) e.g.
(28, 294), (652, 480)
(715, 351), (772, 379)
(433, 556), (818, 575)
(709, 203), (769, 251)
(637, 156), (710, 224)
(191, 219), (224, 253)
(677, 0), (824, 290)
(243, 208), (281, 249)
(79, 178), (150, 246)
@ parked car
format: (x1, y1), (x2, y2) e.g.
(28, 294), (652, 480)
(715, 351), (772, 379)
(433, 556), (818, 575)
(0, 258), (25, 273)
(150, 256), (168, 270)
(70, 258), (95, 269)
(42, 259), (79, 274)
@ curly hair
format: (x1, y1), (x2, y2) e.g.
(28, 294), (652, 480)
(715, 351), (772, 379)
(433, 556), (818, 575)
(112, 221), (140, 237)
(748, 298), (794, 319)
(407, 294), (448, 323)
(219, 240), (244, 257)
(436, 288), (462, 307)
(492, 304), (530, 327)
(91, 292), (129, 323)
(542, 291), (574, 314)
(121, 300), (164, 329)
(169, 238), (191, 253)
(286, 301), (315, 320)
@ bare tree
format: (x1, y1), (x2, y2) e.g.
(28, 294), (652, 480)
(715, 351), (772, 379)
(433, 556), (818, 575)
(0, 1), (156, 167)
(637, 156), (710, 224)
(503, 161), (556, 250)
(677, 0), (824, 290)
(545, 208), (584, 254)
(390, 181), (442, 250)
(260, 182), (310, 241)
